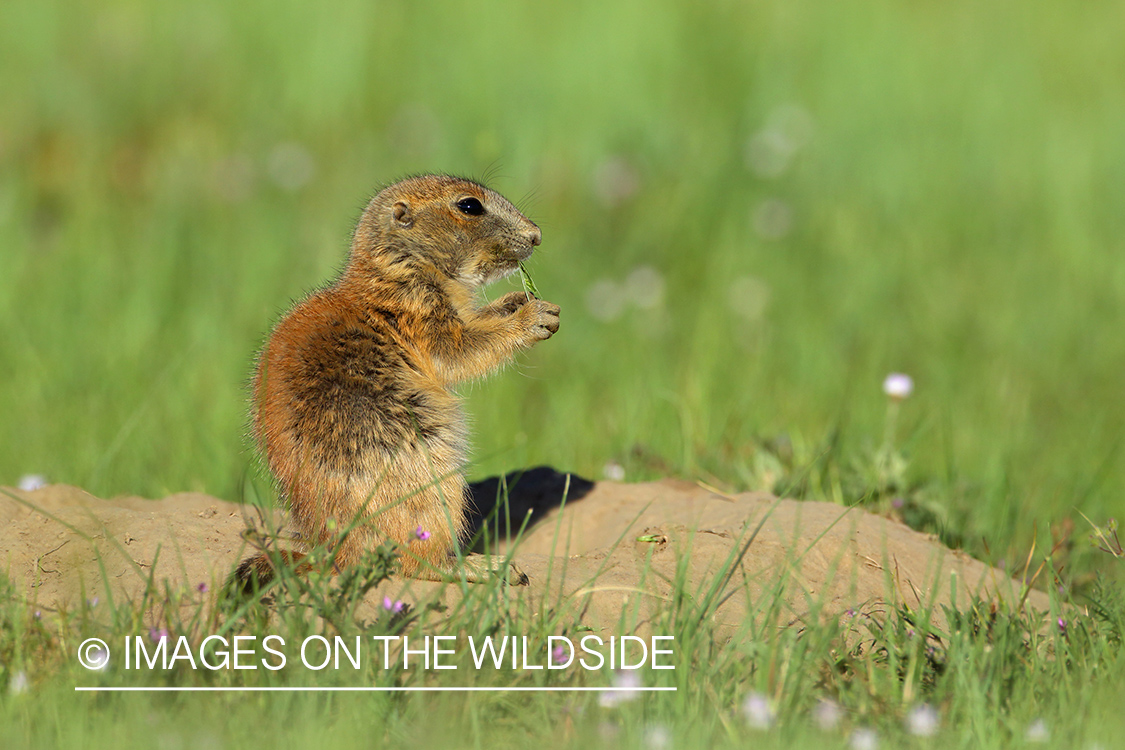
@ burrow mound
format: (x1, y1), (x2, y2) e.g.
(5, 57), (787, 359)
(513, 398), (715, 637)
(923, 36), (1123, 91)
(1, 468), (1051, 637)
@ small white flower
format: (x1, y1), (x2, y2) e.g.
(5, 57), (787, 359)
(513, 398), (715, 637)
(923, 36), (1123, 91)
(643, 723), (672, 750)
(623, 266), (665, 309)
(91, 646), (109, 672)
(744, 104), (814, 180)
(1025, 719), (1049, 743)
(745, 128), (795, 178)
(599, 670), (641, 708)
(586, 279), (627, 322)
(727, 276), (771, 322)
(812, 698), (843, 731)
(18, 474), (47, 491)
(906, 703), (940, 737)
(882, 373), (914, 400)
(740, 691), (776, 730)
(9, 671), (29, 695)
(766, 104), (816, 151)
(602, 461), (626, 482)
(849, 728), (879, 750)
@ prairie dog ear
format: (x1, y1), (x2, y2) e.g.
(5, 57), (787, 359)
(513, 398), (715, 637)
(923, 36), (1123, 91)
(392, 201), (413, 228)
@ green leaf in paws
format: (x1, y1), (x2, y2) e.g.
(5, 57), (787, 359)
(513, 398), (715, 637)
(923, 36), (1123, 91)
(519, 262), (541, 299)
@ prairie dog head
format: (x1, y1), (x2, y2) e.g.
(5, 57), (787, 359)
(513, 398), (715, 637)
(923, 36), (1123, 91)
(351, 175), (541, 285)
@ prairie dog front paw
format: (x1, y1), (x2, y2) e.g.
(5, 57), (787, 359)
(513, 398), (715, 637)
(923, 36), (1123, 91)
(489, 291), (534, 317)
(521, 298), (560, 341)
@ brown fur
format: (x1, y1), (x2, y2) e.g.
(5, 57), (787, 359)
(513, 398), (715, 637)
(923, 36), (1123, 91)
(236, 175), (558, 588)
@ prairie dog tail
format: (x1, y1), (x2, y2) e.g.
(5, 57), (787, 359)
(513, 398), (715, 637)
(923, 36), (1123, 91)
(230, 549), (310, 592)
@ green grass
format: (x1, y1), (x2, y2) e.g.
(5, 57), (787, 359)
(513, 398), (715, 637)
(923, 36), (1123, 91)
(2, 0), (1124, 746)
(1, 510), (1123, 750)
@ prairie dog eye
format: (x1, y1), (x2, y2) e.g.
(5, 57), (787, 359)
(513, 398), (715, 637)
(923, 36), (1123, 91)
(456, 197), (485, 216)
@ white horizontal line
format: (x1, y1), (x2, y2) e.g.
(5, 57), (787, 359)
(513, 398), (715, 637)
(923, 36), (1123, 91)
(75, 686), (677, 693)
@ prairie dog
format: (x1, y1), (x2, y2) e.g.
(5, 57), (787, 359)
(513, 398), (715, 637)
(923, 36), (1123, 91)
(237, 174), (558, 586)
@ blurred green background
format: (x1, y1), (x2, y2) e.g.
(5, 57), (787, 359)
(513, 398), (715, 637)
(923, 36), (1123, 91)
(2, 0), (1122, 575)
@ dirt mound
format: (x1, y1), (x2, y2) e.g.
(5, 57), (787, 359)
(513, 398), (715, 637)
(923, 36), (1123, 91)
(0, 471), (1051, 637)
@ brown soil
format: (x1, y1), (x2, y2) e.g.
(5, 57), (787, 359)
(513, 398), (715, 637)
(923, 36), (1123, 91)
(0, 469), (1051, 638)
